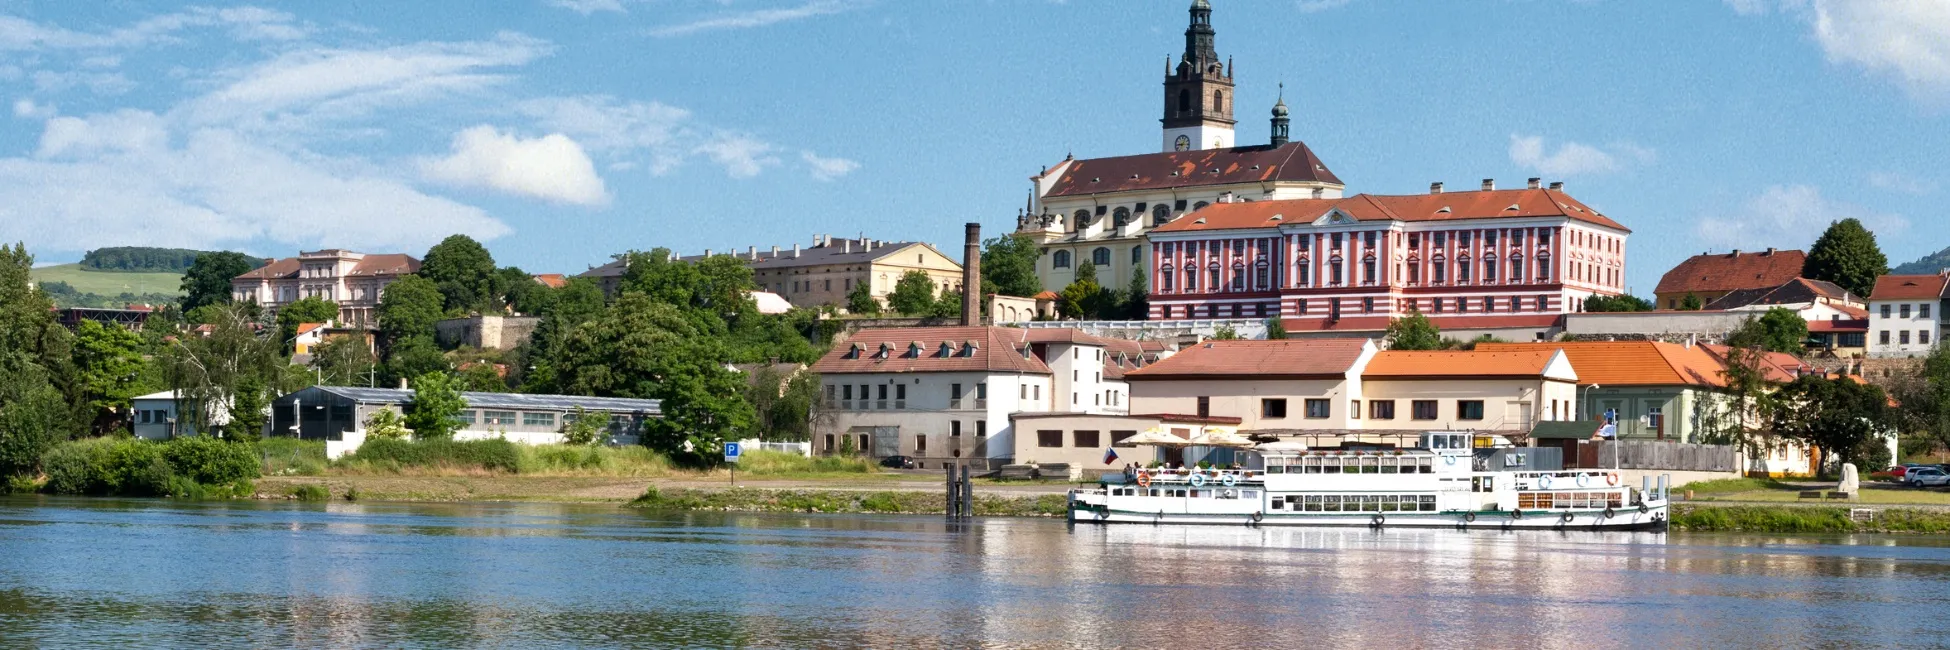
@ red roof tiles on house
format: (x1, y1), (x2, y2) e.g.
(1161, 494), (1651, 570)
(1475, 341), (1729, 388)
(1654, 249), (1806, 296)
(1124, 338), (1369, 380)
(1869, 274), (1950, 300)
(1042, 141), (1342, 199)
(812, 327), (1050, 375)
(1151, 188), (1627, 234)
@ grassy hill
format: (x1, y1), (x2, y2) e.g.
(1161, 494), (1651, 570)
(1891, 247), (1950, 276)
(31, 263), (183, 296)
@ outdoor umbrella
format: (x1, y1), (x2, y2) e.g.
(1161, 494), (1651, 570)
(1123, 429), (1194, 447)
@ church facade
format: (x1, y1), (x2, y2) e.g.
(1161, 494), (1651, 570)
(1015, 0), (1344, 296)
(1016, 1), (1630, 336)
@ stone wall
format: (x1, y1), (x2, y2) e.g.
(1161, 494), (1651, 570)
(434, 315), (541, 351)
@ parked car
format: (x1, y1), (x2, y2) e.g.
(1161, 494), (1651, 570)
(879, 455), (916, 470)
(1907, 467), (1950, 488)
(1888, 466), (1910, 478)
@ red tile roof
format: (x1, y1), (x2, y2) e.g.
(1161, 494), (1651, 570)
(1869, 274), (1950, 300)
(533, 274), (568, 289)
(1807, 318), (1868, 333)
(813, 327), (1050, 375)
(1124, 338), (1368, 380)
(1475, 341), (1729, 387)
(234, 253), (420, 280)
(1042, 141), (1342, 199)
(1152, 188), (1626, 234)
(235, 257), (298, 280)
(1362, 350), (1561, 378)
(1698, 344), (1811, 384)
(1654, 249), (1806, 296)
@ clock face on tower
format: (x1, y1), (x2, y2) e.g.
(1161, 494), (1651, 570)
(1175, 135), (1190, 152)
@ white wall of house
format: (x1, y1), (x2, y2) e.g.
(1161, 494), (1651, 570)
(817, 371), (1052, 466)
(1868, 298), (1943, 357)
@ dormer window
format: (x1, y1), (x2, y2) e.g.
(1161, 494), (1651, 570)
(876, 343), (894, 359)
(907, 342), (924, 358)
(847, 342), (866, 359)
(961, 341), (979, 357)
(938, 342), (955, 357)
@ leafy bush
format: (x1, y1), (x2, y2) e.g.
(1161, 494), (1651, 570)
(737, 449), (876, 476)
(363, 409), (411, 440)
(288, 484), (330, 501)
(258, 437), (327, 476)
(160, 437), (260, 485)
(340, 437), (522, 473)
(41, 437), (170, 496)
(559, 407), (606, 446)
(519, 444), (670, 476)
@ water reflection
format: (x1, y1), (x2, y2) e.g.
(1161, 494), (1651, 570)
(0, 495), (1946, 648)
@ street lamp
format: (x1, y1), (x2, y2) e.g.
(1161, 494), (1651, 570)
(1580, 384), (1602, 422)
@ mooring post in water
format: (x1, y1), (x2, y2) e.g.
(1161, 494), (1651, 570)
(961, 465), (974, 519)
(946, 465), (961, 520)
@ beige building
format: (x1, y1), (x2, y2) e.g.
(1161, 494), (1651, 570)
(231, 249), (420, 327)
(578, 236), (963, 311)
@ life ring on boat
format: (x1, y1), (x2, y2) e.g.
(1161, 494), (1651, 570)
(1560, 512), (1576, 524)
(1538, 475), (1553, 489)
(1638, 503), (1650, 515)
(1443, 456), (1458, 466)
(1576, 474), (1591, 488)
(1511, 509), (1524, 520)
(1606, 473), (1619, 486)
(1135, 472), (1151, 488)
(1189, 474), (1208, 487)
(1463, 512), (1476, 523)
(1251, 511), (1264, 524)
(1371, 514), (1385, 528)
(1220, 473), (1239, 487)
(1603, 507), (1616, 519)
(1096, 507), (1111, 520)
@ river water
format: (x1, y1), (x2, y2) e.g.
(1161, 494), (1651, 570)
(1, 496), (1946, 648)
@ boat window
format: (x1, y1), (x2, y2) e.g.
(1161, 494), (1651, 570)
(1362, 456), (1379, 474)
(1418, 457), (1433, 473)
(1305, 457), (1321, 473)
(1360, 495), (1381, 512)
(1242, 490), (1257, 499)
(1271, 498), (1286, 510)
(1267, 465), (1285, 474)
(1321, 495), (1341, 512)
(1557, 492), (1572, 507)
(1322, 458), (1341, 474)
(1518, 493), (1536, 509)
(1380, 496), (1399, 512)
(1419, 495), (1437, 511)
(1380, 457), (1399, 474)
(1303, 495), (1322, 512)
(1609, 492), (1624, 508)
(1150, 489), (1161, 497)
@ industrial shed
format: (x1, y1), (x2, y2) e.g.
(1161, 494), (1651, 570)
(269, 386), (662, 446)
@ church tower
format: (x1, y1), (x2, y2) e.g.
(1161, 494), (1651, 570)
(1162, 0), (1236, 153)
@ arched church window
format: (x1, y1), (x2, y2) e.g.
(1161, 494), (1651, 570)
(1072, 210), (1090, 230)
(1178, 89), (1191, 113)
(1053, 250), (1071, 269)
(1152, 204), (1171, 226)
(1112, 207), (1131, 227)
(1214, 90), (1225, 113)
(1092, 247), (1111, 267)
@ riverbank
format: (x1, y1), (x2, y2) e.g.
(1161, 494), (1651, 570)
(1671, 503), (1950, 533)
(629, 486), (1070, 516)
(252, 474), (1078, 504)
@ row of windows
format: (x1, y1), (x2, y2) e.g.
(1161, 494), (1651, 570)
(1518, 491), (1625, 509)
(1062, 201), (1206, 233)
(1157, 256), (1555, 293)
(1109, 487), (1261, 500)
(1881, 303), (1935, 319)
(1038, 429), (1139, 448)
(1273, 494), (1439, 512)
(826, 383), (1000, 410)
(1259, 398), (1482, 421)
(1156, 303), (1278, 320)
(1051, 246), (1145, 269)
(448, 410), (623, 430)
(1263, 456), (1437, 474)
(1880, 330), (1934, 346)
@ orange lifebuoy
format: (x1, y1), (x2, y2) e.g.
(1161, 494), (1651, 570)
(1605, 473), (1619, 486)
(1136, 472), (1152, 488)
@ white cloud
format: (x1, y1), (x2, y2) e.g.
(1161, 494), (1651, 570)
(1508, 134), (1655, 177)
(1694, 184), (1908, 251)
(13, 98), (56, 119)
(1812, 0), (1950, 100)
(649, 0), (857, 38)
(0, 116), (509, 253)
(1867, 170), (1938, 195)
(800, 150), (858, 181)
(695, 135), (780, 179)
(547, 0), (628, 15)
(0, 6), (309, 51)
(188, 33), (549, 128)
(422, 125), (609, 206)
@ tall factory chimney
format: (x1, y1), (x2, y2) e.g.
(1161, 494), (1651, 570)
(962, 222), (981, 326)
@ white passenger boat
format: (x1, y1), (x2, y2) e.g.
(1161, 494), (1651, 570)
(1068, 432), (1670, 530)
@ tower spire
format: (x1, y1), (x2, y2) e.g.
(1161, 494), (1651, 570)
(1270, 82), (1290, 147)
(1161, 1), (1235, 152)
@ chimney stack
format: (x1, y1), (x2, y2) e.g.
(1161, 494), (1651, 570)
(793, 243), (801, 258)
(1548, 181), (1564, 191)
(1481, 179), (1495, 191)
(749, 246), (758, 260)
(843, 240), (851, 253)
(962, 222), (981, 326)
(771, 245), (779, 257)
(1765, 247), (1777, 255)
(1430, 182), (1443, 194)
(1527, 177), (1541, 189)
(705, 248), (712, 257)
(1731, 249), (1742, 256)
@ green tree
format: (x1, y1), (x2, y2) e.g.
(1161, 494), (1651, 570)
(1, 243), (74, 478)
(1057, 262), (1111, 319)
(180, 252), (260, 312)
(1892, 345), (1950, 460)
(383, 336), (450, 386)
(1384, 312), (1442, 350)
(455, 362), (509, 392)
(929, 286), (964, 320)
(420, 234), (498, 313)
(404, 372), (467, 438)
(72, 320), (147, 434)
(161, 302), (287, 440)
(1265, 318), (1288, 340)
(364, 408), (411, 439)
(499, 267), (552, 315)
(377, 275), (445, 347)
(547, 293), (754, 464)
(275, 296), (339, 355)
(1124, 272), (1149, 320)
(887, 270), (940, 315)
(1802, 218), (1889, 298)
(1678, 294), (1704, 311)
(1753, 307), (1809, 353)
(846, 281), (880, 315)
(1771, 374), (1891, 470)
(559, 406), (607, 445)
(521, 278), (613, 392)
(1582, 295), (1655, 312)
(311, 336), (376, 386)
(1211, 325), (1241, 340)
(980, 233), (1043, 298)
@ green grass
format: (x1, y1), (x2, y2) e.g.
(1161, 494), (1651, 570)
(1683, 477), (1795, 494)
(30, 263), (183, 296)
(1673, 504), (1950, 533)
(733, 450), (878, 477)
(257, 438), (328, 476)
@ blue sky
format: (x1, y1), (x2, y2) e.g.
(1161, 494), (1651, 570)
(2, 0), (1946, 294)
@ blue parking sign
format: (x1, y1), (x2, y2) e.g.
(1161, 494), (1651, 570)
(724, 442), (741, 463)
